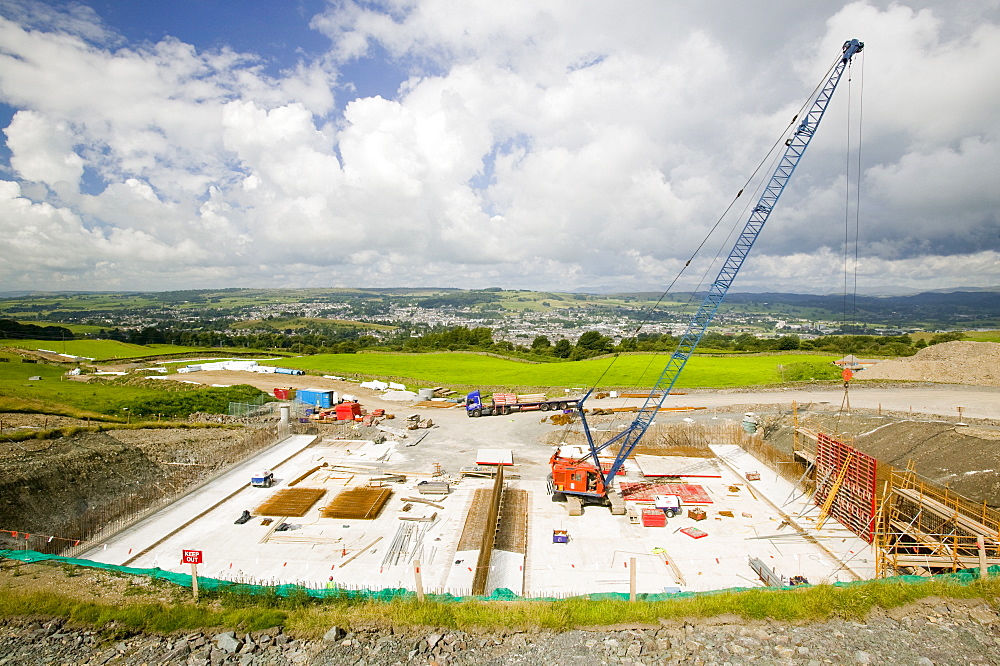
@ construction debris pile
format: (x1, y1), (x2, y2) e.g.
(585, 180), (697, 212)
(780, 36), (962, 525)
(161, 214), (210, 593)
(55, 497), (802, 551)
(859, 341), (1000, 386)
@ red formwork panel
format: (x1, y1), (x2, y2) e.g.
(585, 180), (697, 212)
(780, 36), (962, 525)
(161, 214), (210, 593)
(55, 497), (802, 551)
(814, 432), (877, 542)
(619, 482), (713, 504)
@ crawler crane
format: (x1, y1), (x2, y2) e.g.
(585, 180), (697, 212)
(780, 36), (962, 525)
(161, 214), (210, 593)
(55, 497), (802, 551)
(549, 39), (865, 515)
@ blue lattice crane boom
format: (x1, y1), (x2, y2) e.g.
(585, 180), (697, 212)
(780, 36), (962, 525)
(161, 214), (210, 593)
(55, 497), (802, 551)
(549, 39), (864, 513)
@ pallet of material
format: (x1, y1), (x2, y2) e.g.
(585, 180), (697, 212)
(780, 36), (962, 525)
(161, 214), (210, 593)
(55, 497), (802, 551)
(641, 509), (666, 527)
(461, 465), (498, 478)
(416, 480), (450, 495)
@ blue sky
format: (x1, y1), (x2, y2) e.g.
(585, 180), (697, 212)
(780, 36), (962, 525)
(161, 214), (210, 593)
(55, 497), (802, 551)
(0, 0), (998, 295)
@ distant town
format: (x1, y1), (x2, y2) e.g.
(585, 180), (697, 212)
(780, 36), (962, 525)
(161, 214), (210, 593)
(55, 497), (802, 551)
(1, 287), (998, 355)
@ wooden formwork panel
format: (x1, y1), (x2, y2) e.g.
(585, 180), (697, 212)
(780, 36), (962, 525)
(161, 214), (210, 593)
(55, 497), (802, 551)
(321, 486), (392, 520)
(814, 433), (877, 542)
(255, 488), (326, 517)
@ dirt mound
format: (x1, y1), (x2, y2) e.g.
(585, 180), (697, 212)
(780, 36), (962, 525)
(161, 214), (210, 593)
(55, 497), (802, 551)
(859, 341), (1000, 386)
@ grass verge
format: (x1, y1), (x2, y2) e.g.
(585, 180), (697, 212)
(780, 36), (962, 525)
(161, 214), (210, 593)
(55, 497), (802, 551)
(0, 420), (235, 443)
(0, 589), (287, 638)
(285, 576), (1000, 635)
(2, 567), (997, 638)
(0, 395), (114, 421)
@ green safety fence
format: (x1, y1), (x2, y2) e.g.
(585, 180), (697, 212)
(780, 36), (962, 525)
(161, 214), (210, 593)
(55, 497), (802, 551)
(1, 549), (997, 603)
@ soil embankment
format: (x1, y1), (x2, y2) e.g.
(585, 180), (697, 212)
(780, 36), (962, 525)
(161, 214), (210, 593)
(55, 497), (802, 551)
(0, 425), (271, 552)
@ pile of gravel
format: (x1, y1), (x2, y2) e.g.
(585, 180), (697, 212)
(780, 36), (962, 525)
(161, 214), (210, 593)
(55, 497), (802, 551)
(859, 341), (1000, 386)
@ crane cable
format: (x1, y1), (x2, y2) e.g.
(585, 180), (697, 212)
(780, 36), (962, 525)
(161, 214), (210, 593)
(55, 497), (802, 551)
(838, 51), (865, 425)
(584, 49), (848, 399)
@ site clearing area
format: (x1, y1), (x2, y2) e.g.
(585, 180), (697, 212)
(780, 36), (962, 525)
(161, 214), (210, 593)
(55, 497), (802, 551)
(74, 395), (902, 598)
(36, 343), (993, 597)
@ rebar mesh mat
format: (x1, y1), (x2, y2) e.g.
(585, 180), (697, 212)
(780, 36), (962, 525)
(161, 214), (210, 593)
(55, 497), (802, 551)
(321, 486), (391, 519)
(255, 488), (326, 517)
(495, 488), (528, 554)
(457, 487), (528, 554)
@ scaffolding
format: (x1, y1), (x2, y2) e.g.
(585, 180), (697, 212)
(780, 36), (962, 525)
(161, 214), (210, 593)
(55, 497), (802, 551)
(875, 468), (1000, 577)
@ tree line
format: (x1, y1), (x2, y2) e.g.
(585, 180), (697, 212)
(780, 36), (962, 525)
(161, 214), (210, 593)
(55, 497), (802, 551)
(84, 323), (967, 360)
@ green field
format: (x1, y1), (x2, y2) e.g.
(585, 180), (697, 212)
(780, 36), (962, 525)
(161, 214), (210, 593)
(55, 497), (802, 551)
(0, 352), (172, 415)
(10, 321), (108, 335)
(908, 330), (1000, 344)
(963, 330), (1000, 343)
(267, 352), (840, 389)
(0, 350), (267, 418)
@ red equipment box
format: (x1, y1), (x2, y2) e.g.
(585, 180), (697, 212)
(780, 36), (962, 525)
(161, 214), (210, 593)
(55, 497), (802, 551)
(335, 402), (362, 420)
(641, 508), (666, 527)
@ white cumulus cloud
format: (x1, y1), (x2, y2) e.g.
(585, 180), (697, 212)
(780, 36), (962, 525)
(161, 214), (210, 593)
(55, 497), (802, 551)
(0, 0), (997, 295)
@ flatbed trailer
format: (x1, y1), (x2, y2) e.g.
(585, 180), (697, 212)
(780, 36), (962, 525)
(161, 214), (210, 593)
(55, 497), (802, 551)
(465, 389), (580, 417)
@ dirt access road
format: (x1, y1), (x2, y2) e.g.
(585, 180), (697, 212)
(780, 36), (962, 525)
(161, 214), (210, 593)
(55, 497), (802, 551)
(164, 367), (1000, 422)
(164, 369), (1000, 492)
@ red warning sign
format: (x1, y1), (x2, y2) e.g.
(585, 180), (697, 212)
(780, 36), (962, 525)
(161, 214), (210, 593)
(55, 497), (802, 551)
(182, 549), (203, 564)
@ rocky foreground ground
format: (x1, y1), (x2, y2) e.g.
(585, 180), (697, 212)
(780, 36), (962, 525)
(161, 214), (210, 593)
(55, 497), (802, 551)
(1, 596), (998, 665)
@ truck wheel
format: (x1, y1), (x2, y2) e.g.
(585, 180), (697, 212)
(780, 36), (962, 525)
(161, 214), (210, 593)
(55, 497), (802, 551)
(471, 408), (482, 418)
(540, 403), (550, 411)
(555, 402), (565, 410)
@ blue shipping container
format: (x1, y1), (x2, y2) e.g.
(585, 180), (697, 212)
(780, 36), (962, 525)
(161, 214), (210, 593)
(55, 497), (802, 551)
(297, 389), (333, 408)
